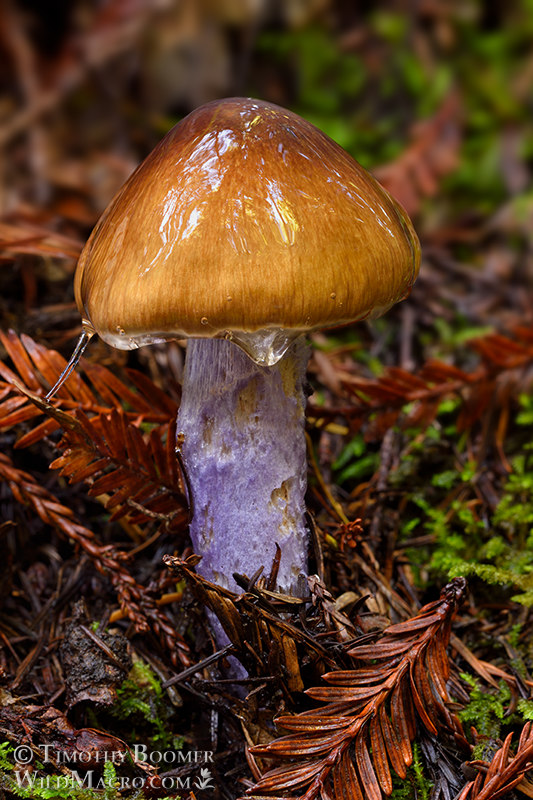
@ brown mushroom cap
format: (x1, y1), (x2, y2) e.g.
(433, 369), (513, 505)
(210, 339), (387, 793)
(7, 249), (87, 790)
(75, 97), (420, 365)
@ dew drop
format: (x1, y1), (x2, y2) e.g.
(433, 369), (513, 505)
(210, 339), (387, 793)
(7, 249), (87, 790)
(224, 330), (233, 340)
(226, 296), (233, 303)
(116, 325), (126, 336)
(330, 292), (336, 300)
(200, 316), (208, 325)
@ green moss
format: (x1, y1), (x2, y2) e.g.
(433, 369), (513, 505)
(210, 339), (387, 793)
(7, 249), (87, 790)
(0, 744), (180, 800)
(0, 746), (118, 800)
(459, 675), (509, 738)
(332, 434), (379, 486)
(112, 662), (183, 751)
(393, 387), (533, 612)
(391, 744), (433, 800)
(517, 699), (533, 720)
(446, 444), (533, 605)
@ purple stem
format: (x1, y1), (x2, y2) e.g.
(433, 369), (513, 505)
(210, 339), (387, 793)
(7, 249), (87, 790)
(177, 337), (310, 596)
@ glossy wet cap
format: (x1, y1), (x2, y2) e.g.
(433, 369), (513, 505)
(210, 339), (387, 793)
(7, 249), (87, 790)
(75, 97), (420, 365)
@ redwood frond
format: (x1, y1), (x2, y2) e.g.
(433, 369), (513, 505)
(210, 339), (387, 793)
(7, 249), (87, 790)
(0, 451), (191, 666)
(308, 325), (533, 456)
(0, 332), (187, 530)
(0, 331), (177, 434)
(332, 748), (364, 800)
(246, 578), (467, 799)
(459, 723), (533, 800)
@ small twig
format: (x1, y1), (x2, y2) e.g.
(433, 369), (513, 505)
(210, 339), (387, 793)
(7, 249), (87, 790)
(78, 623), (128, 672)
(162, 645), (234, 688)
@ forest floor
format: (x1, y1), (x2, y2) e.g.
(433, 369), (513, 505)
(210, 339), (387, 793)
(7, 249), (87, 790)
(0, 2), (532, 799)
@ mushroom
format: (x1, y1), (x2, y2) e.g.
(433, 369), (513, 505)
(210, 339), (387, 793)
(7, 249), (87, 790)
(64, 97), (420, 597)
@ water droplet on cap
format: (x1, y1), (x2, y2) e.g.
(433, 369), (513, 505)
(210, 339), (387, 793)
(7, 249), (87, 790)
(330, 292), (336, 300)
(200, 316), (208, 325)
(116, 325), (126, 335)
(226, 296), (233, 303)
